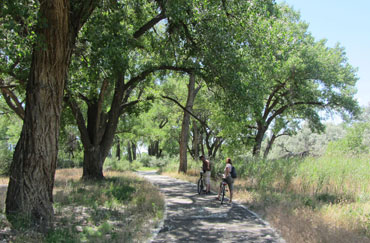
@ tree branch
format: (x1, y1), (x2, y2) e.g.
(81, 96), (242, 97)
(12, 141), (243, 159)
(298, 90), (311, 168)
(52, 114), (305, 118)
(0, 80), (25, 120)
(263, 81), (287, 120)
(78, 92), (91, 104)
(133, 11), (166, 39)
(120, 100), (140, 114)
(64, 94), (91, 147)
(161, 95), (209, 129)
(267, 101), (327, 126)
(159, 118), (168, 128)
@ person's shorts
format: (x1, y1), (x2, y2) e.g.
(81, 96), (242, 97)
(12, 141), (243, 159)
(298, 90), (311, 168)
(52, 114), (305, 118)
(204, 171), (211, 185)
(224, 176), (234, 191)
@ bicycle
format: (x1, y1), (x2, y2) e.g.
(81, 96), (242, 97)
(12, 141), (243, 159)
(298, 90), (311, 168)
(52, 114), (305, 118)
(219, 178), (228, 204)
(197, 169), (205, 194)
(217, 173), (228, 204)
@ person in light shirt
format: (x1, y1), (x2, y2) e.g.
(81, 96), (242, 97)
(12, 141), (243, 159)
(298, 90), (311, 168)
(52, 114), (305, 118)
(216, 157), (234, 203)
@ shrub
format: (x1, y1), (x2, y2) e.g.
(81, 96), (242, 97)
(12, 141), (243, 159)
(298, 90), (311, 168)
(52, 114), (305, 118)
(0, 147), (12, 175)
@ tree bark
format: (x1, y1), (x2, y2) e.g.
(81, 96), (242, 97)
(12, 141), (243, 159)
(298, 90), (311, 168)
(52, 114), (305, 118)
(127, 141), (132, 162)
(179, 73), (199, 173)
(82, 146), (105, 180)
(6, 0), (98, 230)
(148, 140), (161, 158)
(191, 120), (200, 159)
(263, 134), (276, 158)
(252, 125), (267, 157)
(116, 139), (121, 160)
(132, 142), (137, 160)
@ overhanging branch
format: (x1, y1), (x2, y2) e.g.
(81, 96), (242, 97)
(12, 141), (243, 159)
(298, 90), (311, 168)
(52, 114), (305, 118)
(161, 95), (209, 129)
(133, 11), (166, 39)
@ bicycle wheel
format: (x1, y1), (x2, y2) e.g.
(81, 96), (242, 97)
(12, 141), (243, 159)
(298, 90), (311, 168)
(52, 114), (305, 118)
(197, 178), (203, 194)
(220, 183), (226, 204)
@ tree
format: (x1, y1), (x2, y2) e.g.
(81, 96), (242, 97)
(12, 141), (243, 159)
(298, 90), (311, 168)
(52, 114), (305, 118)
(2, 0), (99, 230)
(178, 73), (200, 173)
(224, 5), (360, 156)
(65, 0), (200, 179)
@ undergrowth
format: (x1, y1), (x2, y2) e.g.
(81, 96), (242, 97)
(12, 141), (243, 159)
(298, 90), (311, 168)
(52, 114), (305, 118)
(0, 169), (164, 243)
(161, 154), (370, 243)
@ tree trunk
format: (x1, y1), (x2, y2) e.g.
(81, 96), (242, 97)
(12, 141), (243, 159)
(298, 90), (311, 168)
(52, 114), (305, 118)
(5, 0), (78, 230)
(179, 73), (198, 173)
(263, 133), (277, 159)
(253, 126), (266, 157)
(208, 137), (223, 159)
(127, 141), (132, 162)
(200, 132), (205, 157)
(148, 140), (160, 157)
(116, 139), (121, 160)
(82, 146), (105, 180)
(131, 142), (137, 160)
(191, 121), (200, 159)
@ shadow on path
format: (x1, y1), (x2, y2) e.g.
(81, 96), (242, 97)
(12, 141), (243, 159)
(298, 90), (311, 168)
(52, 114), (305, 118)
(137, 171), (285, 243)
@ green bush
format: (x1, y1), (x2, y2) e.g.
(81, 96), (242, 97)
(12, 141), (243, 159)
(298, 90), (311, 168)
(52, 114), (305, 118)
(56, 149), (83, 168)
(104, 157), (144, 171)
(210, 155), (300, 190)
(104, 157), (130, 171)
(0, 142), (12, 175)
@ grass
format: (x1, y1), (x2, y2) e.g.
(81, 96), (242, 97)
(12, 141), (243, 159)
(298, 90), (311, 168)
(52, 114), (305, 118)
(161, 154), (370, 243)
(0, 168), (164, 243)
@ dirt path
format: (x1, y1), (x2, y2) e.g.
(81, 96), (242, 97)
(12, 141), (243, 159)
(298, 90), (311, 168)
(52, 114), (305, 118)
(137, 171), (285, 243)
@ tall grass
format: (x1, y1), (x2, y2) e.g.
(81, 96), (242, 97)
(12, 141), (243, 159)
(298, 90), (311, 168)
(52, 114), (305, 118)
(297, 154), (370, 199)
(161, 153), (370, 242)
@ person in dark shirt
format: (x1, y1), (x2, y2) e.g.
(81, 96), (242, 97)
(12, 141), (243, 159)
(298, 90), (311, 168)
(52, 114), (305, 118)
(199, 155), (211, 194)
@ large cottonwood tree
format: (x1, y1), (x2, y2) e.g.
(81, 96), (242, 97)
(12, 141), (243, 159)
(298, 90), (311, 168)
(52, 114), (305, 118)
(222, 5), (360, 156)
(66, 0), (199, 179)
(2, 0), (99, 230)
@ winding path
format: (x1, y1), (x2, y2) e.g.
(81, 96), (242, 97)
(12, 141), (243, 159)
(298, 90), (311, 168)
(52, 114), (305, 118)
(137, 171), (285, 243)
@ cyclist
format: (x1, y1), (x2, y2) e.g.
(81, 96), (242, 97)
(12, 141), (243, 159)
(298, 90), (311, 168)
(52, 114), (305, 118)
(199, 155), (211, 194)
(216, 158), (233, 203)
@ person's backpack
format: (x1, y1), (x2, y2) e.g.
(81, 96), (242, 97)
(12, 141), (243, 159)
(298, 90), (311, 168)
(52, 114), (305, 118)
(230, 166), (237, 178)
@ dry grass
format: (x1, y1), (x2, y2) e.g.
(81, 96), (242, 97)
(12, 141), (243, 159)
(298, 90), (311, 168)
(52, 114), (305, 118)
(162, 171), (370, 243)
(0, 177), (8, 185)
(265, 205), (370, 243)
(0, 168), (165, 242)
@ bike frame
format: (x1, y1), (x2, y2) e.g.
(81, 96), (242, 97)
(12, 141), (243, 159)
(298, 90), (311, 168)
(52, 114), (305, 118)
(220, 179), (228, 204)
(197, 170), (205, 195)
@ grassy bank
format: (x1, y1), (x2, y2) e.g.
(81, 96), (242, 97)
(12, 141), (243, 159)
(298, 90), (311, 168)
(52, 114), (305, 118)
(161, 154), (370, 243)
(0, 168), (164, 242)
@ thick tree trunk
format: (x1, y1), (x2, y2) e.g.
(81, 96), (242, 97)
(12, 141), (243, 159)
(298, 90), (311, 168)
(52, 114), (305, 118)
(76, 74), (125, 179)
(82, 146), (105, 180)
(5, 0), (72, 230)
(179, 73), (198, 173)
(253, 126), (266, 157)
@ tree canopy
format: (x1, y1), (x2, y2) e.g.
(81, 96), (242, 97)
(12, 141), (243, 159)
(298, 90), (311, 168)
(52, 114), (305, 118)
(0, 0), (362, 230)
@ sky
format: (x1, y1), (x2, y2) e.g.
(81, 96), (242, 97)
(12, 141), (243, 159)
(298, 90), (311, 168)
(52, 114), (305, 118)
(277, 0), (370, 107)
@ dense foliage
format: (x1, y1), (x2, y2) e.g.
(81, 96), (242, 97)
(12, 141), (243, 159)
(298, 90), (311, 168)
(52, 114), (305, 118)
(0, 0), (366, 233)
